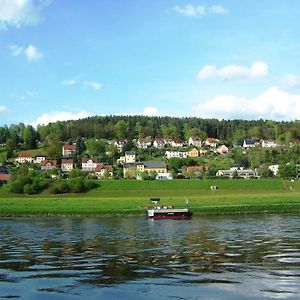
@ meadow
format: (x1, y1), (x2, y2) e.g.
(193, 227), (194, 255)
(0, 179), (300, 216)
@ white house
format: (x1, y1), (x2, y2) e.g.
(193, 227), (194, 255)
(171, 139), (184, 148)
(95, 164), (113, 179)
(125, 151), (136, 163)
(262, 140), (278, 148)
(156, 173), (173, 180)
(205, 138), (218, 148)
(62, 145), (77, 157)
(217, 145), (229, 155)
(61, 159), (74, 172)
(137, 138), (152, 149)
(268, 164), (279, 176)
(165, 151), (187, 159)
(216, 169), (258, 179)
(33, 154), (46, 164)
(243, 139), (256, 148)
(114, 140), (126, 152)
(41, 160), (57, 170)
(153, 138), (165, 148)
(16, 152), (33, 164)
(82, 158), (99, 172)
(188, 136), (202, 147)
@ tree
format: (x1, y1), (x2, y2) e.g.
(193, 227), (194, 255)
(76, 136), (86, 155)
(22, 125), (38, 149)
(115, 120), (128, 139)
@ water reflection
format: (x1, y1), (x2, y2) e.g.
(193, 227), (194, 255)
(0, 215), (299, 299)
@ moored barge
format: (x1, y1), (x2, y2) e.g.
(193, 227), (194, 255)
(146, 198), (192, 219)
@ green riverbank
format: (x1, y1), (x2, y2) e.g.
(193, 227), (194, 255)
(1, 179), (300, 216)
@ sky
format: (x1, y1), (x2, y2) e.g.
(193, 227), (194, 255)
(1, 0), (300, 126)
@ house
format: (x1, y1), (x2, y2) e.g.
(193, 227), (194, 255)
(123, 161), (167, 178)
(137, 138), (152, 149)
(188, 136), (202, 147)
(0, 173), (11, 185)
(144, 161), (167, 173)
(33, 154), (46, 164)
(15, 152), (33, 164)
(217, 145), (229, 155)
(62, 144), (77, 157)
(171, 138), (184, 148)
(262, 140), (278, 148)
(216, 169), (258, 179)
(41, 160), (57, 170)
(114, 140), (126, 152)
(186, 148), (199, 158)
(61, 159), (74, 172)
(165, 151), (187, 159)
(117, 151), (136, 165)
(205, 138), (218, 148)
(125, 151), (136, 163)
(153, 138), (165, 149)
(81, 158), (98, 172)
(243, 139), (256, 148)
(95, 164), (113, 179)
(156, 173), (172, 180)
(164, 138), (173, 147)
(268, 164), (279, 176)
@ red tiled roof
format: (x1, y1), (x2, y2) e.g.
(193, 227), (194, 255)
(0, 174), (11, 181)
(95, 164), (113, 172)
(61, 159), (74, 164)
(63, 145), (77, 150)
(206, 138), (217, 143)
(172, 138), (183, 143)
(41, 160), (57, 166)
(82, 158), (98, 164)
(17, 152), (32, 157)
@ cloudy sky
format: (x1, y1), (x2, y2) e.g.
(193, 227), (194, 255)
(1, 0), (300, 126)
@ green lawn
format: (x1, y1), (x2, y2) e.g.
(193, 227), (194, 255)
(0, 179), (300, 216)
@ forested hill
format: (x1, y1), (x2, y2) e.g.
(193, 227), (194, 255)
(0, 115), (299, 148)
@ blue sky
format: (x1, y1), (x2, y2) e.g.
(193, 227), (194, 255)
(1, 0), (300, 126)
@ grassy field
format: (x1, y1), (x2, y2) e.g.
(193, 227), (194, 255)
(0, 179), (300, 216)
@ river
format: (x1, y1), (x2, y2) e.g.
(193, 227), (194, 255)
(0, 214), (299, 299)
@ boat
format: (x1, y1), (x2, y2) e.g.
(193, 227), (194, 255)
(146, 198), (193, 220)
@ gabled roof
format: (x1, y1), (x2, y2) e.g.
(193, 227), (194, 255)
(95, 164), (113, 172)
(63, 144), (77, 150)
(244, 139), (255, 145)
(82, 157), (98, 163)
(172, 138), (183, 143)
(0, 174), (11, 181)
(125, 151), (135, 155)
(41, 160), (57, 166)
(144, 161), (167, 169)
(190, 136), (201, 141)
(206, 138), (217, 143)
(61, 159), (74, 164)
(17, 152), (32, 157)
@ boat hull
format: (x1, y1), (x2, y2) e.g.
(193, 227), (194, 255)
(147, 209), (193, 220)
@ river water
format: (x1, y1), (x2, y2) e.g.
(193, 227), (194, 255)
(0, 215), (299, 299)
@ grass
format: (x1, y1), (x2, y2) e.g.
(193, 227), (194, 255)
(0, 179), (300, 216)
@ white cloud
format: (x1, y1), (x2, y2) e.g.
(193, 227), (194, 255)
(115, 106), (159, 116)
(281, 74), (300, 88)
(173, 5), (205, 17)
(9, 43), (43, 61)
(0, 105), (9, 113)
(83, 81), (102, 90)
(197, 61), (269, 81)
(25, 44), (42, 61)
(0, 0), (51, 29)
(31, 110), (92, 127)
(141, 106), (158, 116)
(8, 44), (23, 56)
(210, 5), (228, 14)
(174, 4), (228, 17)
(193, 86), (300, 121)
(62, 80), (78, 86)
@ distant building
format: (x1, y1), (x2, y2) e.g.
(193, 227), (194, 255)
(205, 138), (218, 148)
(114, 140), (126, 152)
(186, 148), (199, 158)
(217, 145), (229, 155)
(137, 138), (152, 149)
(262, 140), (278, 148)
(268, 164), (279, 176)
(153, 138), (165, 149)
(33, 154), (47, 164)
(123, 161), (167, 178)
(81, 158), (98, 172)
(171, 138), (184, 148)
(243, 139), (256, 148)
(188, 136), (202, 147)
(62, 145), (77, 157)
(216, 169), (258, 179)
(165, 151), (187, 159)
(61, 159), (74, 172)
(15, 152), (33, 164)
(95, 164), (113, 179)
(41, 160), (57, 170)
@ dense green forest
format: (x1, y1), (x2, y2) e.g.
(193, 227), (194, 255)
(1, 116), (300, 152)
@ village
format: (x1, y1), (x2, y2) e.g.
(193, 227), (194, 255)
(1, 134), (293, 186)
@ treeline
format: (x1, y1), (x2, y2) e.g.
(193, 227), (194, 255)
(1, 116), (300, 152)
